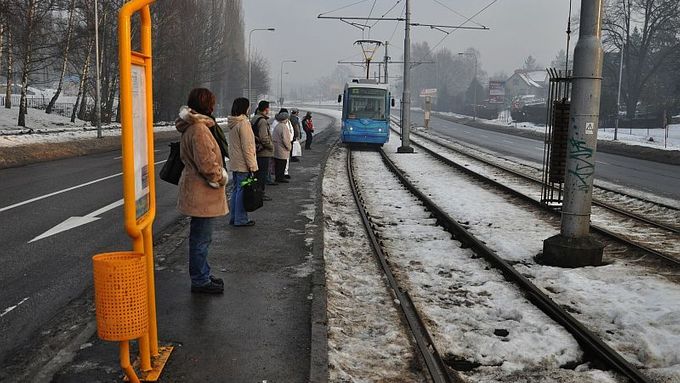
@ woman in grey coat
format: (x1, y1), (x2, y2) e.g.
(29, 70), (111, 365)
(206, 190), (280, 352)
(272, 108), (292, 183)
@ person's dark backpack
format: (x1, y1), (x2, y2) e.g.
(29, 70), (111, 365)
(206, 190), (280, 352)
(251, 116), (267, 153)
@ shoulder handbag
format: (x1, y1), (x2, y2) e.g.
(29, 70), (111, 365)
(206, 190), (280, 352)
(159, 142), (184, 185)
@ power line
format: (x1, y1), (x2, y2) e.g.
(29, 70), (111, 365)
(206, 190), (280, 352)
(318, 0), (371, 17)
(363, 0), (378, 38)
(413, 0), (498, 65)
(430, 0), (486, 28)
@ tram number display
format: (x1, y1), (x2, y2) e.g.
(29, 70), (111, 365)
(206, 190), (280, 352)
(350, 88), (386, 97)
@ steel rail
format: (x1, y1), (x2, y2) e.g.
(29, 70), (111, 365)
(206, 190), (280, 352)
(409, 126), (679, 234)
(376, 147), (652, 383)
(389, 122), (680, 266)
(418, 114), (680, 213)
(346, 149), (459, 383)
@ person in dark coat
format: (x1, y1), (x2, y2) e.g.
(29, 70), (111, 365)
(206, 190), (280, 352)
(250, 100), (275, 199)
(302, 111), (314, 149)
(290, 109), (301, 162)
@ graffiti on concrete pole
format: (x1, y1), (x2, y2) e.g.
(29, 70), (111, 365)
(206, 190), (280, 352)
(567, 138), (594, 191)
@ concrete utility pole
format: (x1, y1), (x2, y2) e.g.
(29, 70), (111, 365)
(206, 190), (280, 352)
(94, 0), (101, 138)
(383, 41), (389, 84)
(397, 0), (414, 153)
(614, 43), (624, 140)
(542, 0), (605, 267)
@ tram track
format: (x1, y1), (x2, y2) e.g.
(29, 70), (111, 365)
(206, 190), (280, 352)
(389, 120), (680, 266)
(347, 145), (652, 382)
(347, 148), (459, 383)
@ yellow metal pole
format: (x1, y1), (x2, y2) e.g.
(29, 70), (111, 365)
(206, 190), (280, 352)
(120, 341), (141, 383)
(140, 5), (159, 358)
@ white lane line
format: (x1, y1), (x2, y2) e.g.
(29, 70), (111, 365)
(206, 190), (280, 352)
(0, 297), (29, 318)
(29, 199), (124, 243)
(597, 160), (611, 165)
(0, 160), (166, 214)
(502, 139), (514, 144)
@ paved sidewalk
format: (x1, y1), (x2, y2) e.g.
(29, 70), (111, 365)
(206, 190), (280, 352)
(51, 114), (335, 383)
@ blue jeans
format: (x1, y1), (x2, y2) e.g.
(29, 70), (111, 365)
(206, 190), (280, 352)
(229, 171), (250, 225)
(189, 217), (213, 287)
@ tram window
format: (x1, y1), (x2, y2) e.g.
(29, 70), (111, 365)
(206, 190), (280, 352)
(347, 88), (387, 120)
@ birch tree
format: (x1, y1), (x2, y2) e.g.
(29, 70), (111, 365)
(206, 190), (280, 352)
(46, 0), (76, 114)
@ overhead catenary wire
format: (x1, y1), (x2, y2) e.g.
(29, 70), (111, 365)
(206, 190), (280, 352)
(413, 0), (498, 66)
(363, 0), (378, 38)
(430, 0), (487, 28)
(318, 0), (371, 17)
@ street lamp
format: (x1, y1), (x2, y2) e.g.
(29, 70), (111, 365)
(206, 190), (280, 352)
(459, 52), (478, 120)
(248, 27), (275, 104)
(94, 0), (101, 137)
(280, 59), (296, 106)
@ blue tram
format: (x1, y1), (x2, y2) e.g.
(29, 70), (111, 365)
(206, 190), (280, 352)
(338, 79), (393, 145)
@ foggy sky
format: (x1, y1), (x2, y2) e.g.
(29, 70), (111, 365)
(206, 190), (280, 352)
(243, 0), (572, 89)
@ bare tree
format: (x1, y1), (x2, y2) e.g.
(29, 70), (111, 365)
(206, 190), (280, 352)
(71, 38), (93, 122)
(46, 0), (77, 114)
(603, 0), (680, 117)
(4, 26), (11, 109)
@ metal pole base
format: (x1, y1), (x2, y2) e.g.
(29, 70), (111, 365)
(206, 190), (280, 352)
(538, 234), (604, 268)
(397, 146), (415, 153)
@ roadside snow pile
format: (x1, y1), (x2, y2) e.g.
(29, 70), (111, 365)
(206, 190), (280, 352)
(0, 106), (175, 147)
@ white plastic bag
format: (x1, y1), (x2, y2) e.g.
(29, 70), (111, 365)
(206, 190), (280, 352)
(292, 140), (302, 157)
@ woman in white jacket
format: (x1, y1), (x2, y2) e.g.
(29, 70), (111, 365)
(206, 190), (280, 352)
(272, 108), (292, 183)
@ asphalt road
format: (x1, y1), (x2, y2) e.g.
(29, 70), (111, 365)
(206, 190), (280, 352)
(409, 110), (680, 200)
(0, 141), (181, 364)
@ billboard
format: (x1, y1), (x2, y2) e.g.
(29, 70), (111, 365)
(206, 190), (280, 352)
(489, 81), (505, 104)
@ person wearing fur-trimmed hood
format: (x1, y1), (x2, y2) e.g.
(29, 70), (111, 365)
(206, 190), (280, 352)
(176, 88), (227, 294)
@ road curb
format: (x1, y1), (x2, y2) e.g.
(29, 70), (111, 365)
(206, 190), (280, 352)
(0, 130), (180, 170)
(304, 112), (337, 383)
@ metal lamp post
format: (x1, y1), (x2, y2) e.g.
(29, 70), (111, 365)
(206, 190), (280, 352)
(94, 0), (101, 137)
(279, 59), (296, 106)
(459, 52), (478, 120)
(248, 27), (275, 104)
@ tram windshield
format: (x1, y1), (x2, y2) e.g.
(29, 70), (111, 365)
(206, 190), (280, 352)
(347, 88), (387, 120)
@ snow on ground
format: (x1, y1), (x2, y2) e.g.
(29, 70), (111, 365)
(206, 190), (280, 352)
(382, 131), (680, 381)
(352, 149), (619, 382)
(322, 147), (425, 382)
(407, 133), (680, 260)
(435, 110), (680, 151)
(0, 106), (175, 147)
(419, 127), (680, 210)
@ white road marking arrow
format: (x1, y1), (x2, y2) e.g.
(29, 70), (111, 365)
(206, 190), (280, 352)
(29, 199), (124, 243)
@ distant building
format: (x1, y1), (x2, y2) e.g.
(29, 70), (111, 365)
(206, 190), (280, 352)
(504, 70), (548, 100)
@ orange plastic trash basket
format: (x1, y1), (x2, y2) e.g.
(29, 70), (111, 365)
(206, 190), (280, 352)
(93, 252), (148, 341)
